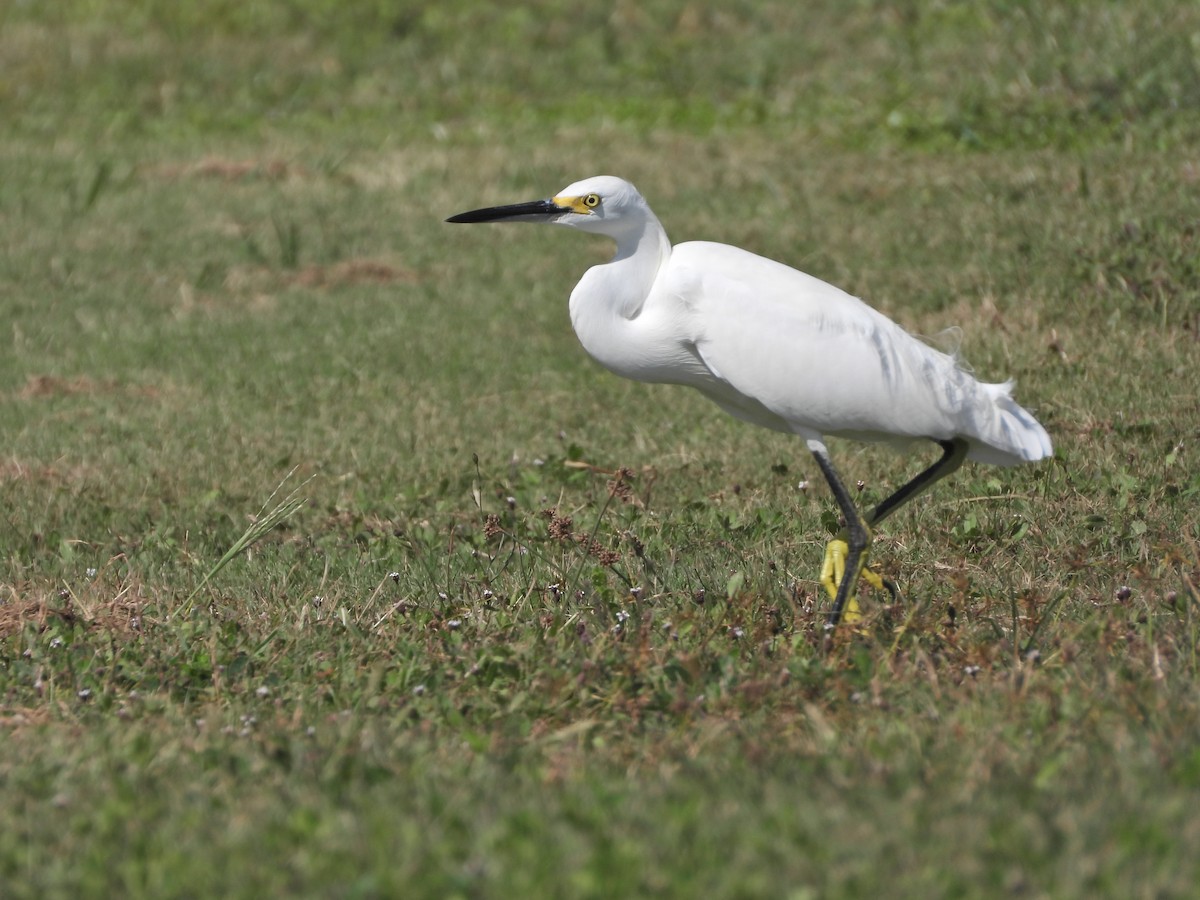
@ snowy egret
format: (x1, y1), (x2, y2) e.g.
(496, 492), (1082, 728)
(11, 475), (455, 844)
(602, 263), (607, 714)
(447, 176), (1051, 628)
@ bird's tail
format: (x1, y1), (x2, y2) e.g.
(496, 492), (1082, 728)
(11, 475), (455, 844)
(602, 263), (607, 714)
(965, 381), (1053, 466)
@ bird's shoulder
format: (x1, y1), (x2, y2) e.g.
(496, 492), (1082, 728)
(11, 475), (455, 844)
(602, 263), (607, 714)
(665, 241), (866, 312)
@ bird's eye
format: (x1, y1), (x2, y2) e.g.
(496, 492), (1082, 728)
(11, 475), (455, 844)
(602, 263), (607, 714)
(583, 193), (601, 208)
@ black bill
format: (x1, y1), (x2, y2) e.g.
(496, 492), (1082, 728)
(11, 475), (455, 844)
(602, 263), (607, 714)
(446, 198), (571, 224)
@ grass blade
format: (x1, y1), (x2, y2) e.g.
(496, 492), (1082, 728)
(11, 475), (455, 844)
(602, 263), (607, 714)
(179, 467), (314, 614)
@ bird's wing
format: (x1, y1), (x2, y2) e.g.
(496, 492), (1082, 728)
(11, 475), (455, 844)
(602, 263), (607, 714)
(664, 241), (1003, 448)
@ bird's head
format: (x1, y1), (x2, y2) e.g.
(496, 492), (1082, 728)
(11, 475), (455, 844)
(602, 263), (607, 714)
(446, 176), (650, 236)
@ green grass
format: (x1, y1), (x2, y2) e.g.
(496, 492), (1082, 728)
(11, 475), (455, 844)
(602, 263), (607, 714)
(2, 1), (1199, 896)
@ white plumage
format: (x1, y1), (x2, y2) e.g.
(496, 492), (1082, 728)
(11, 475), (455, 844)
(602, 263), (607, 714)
(449, 175), (1051, 627)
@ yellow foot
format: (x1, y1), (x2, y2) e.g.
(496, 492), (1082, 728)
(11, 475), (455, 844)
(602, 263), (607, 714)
(819, 535), (891, 626)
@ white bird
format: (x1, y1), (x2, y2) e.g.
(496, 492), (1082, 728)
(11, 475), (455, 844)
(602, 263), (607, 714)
(447, 176), (1052, 628)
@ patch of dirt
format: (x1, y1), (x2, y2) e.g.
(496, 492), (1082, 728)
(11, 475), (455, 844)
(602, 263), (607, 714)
(0, 707), (52, 729)
(212, 259), (418, 303)
(19, 374), (106, 398)
(0, 458), (96, 486)
(148, 156), (299, 182)
(16, 374), (161, 400)
(287, 259), (419, 288)
(0, 572), (155, 640)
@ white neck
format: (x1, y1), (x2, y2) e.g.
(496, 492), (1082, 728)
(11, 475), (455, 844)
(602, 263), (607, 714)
(568, 213), (672, 346)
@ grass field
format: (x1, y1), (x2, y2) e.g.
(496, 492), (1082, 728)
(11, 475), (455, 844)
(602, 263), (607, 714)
(2, 1), (1199, 896)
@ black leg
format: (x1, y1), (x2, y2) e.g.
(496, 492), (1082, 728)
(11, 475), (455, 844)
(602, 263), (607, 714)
(810, 446), (869, 628)
(812, 437), (970, 630)
(868, 438), (969, 527)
